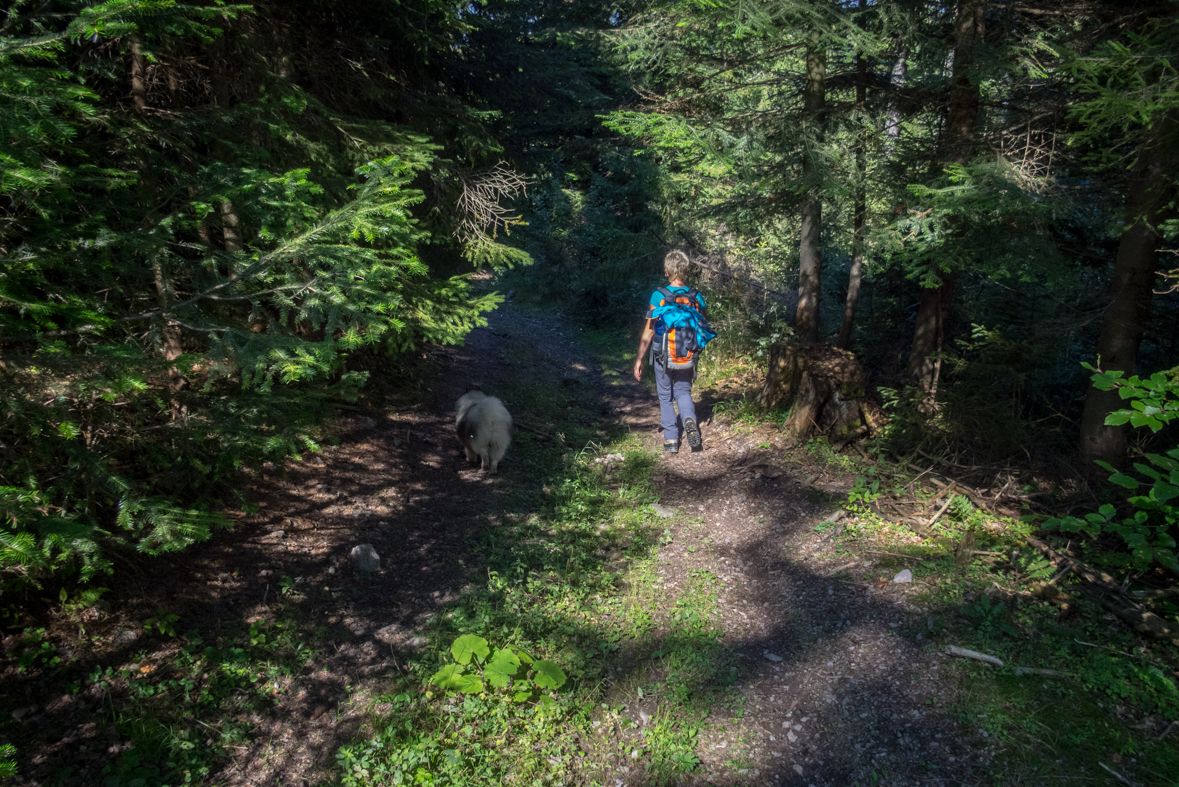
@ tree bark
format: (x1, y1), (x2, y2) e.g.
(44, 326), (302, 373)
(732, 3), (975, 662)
(837, 19), (869, 351)
(883, 48), (906, 154)
(905, 276), (954, 397)
(153, 259), (188, 418)
(760, 344), (886, 447)
(943, 0), (986, 163)
(209, 37), (244, 264)
(220, 200), (244, 253)
(906, 0), (985, 393)
(796, 34), (827, 345)
(129, 34), (147, 112)
(1079, 115), (1176, 465)
(131, 33), (187, 414)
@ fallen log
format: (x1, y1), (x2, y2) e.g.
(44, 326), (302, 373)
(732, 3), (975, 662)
(1026, 536), (1121, 592)
(1012, 666), (1072, 678)
(1129, 587), (1179, 600)
(1079, 584), (1179, 647)
(945, 645), (1003, 666)
(1028, 536), (1179, 646)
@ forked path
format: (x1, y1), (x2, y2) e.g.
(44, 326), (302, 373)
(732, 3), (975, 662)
(440, 304), (983, 786)
(1, 299), (983, 787)
(237, 300), (985, 786)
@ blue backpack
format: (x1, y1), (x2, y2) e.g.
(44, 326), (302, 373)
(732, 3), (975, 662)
(650, 287), (716, 370)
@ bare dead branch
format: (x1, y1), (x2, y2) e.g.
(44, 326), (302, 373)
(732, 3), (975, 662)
(454, 163), (528, 244)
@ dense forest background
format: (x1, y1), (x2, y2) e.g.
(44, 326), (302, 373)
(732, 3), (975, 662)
(4, 1), (1179, 785)
(2, 0), (1178, 596)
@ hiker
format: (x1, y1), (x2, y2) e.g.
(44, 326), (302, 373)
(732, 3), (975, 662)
(632, 249), (714, 453)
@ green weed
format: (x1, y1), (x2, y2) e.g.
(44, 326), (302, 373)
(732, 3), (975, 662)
(16, 627), (61, 673)
(143, 606), (179, 638)
(961, 595), (1018, 639)
(0, 744), (15, 779)
(82, 607), (318, 785)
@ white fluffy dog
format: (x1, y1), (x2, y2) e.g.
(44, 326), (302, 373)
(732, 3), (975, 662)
(455, 390), (512, 474)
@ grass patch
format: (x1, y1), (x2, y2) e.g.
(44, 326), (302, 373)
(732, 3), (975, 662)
(331, 316), (735, 785)
(824, 455), (1179, 785)
(54, 602), (321, 786)
(334, 429), (741, 784)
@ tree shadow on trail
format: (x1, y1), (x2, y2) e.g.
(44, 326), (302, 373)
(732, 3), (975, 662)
(2, 308), (981, 787)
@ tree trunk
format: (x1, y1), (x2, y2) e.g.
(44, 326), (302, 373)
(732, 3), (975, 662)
(883, 48), (907, 154)
(906, 0), (985, 393)
(1079, 115), (1176, 465)
(220, 200), (244, 253)
(837, 22), (868, 351)
(796, 34), (826, 345)
(132, 33), (187, 414)
(943, 0), (986, 163)
(759, 343), (806, 411)
(209, 41), (244, 265)
(153, 259), (188, 418)
(760, 343), (886, 447)
(129, 34), (147, 112)
(905, 276), (954, 396)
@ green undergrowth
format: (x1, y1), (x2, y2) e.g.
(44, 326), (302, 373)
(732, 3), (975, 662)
(334, 438), (731, 786)
(333, 316), (734, 785)
(820, 455), (1179, 785)
(8, 599), (325, 786)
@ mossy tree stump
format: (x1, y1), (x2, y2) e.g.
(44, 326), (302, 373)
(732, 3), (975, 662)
(758, 343), (886, 446)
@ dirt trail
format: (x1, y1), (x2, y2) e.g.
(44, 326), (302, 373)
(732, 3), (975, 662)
(626, 406), (984, 786)
(2, 299), (985, 786)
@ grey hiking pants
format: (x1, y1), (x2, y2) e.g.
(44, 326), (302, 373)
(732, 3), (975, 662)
(653, 360), (697, 443)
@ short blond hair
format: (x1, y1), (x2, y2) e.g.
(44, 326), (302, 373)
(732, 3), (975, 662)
(663, 249), (691, 282)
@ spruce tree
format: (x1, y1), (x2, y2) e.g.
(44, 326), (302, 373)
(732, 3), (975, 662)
(1070, 6), (1179, 464)
(0, 0), (524, 588)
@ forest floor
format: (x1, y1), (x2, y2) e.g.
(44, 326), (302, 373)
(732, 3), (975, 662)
(2, 287), (1176, 787)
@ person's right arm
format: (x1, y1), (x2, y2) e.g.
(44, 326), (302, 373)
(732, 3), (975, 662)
(633, 318), (656, 381)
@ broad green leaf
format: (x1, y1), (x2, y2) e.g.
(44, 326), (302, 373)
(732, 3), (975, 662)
(513, 690), (532, 703)
(1129, 412), (1164, 431)
(1153, 482), (1179, 506)
(1129, 494), (1157, 510)
(1134, 463), (1162, 481)
(491, 647), (521, 667)
(485, 656), (518, 688)
(536, 695), (559, 711)
(429, 664), (466, 691)
(450, 634), (489, 665)
(532, 660), (567, 690)
(1103, 411), (1132, 426)
(1108, 473), (1138, 489)
(455, 674), (484, 694)
(1145, 452), (1176, 469)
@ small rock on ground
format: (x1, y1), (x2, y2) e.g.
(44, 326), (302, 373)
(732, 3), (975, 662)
(351, 543), (380, 573)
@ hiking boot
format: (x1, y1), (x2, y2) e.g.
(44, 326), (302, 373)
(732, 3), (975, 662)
(663, 440), (679, 453)
(683, 418), (703, 450)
